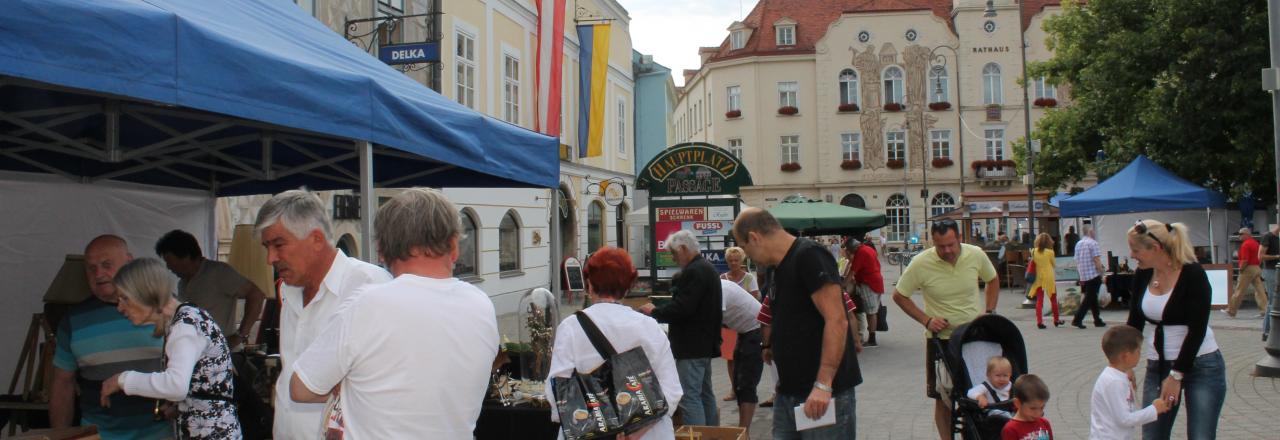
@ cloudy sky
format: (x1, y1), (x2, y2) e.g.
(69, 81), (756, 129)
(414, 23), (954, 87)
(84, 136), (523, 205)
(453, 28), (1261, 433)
(617, 0), (759, 86)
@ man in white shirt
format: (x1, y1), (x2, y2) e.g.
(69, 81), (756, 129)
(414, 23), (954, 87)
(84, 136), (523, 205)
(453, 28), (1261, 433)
(720, 279), (763, 432)
(290, 188), (499, 440)
(255, 190), (391, 440)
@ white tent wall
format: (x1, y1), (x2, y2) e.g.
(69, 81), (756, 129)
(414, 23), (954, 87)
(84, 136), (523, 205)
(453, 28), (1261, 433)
(0, 171), (212, 385)
(1092, 209), (1235, 267)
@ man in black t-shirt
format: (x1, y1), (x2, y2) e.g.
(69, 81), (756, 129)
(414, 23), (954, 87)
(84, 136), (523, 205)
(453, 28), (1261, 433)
(1261, 224), (1279, 340)
(732, 208), (861, 438)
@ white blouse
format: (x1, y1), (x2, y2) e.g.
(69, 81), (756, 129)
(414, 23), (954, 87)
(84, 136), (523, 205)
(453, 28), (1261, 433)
(1140, 288), (1218, 362)
(120, 323), (206, 401)
(545, 303), (683, 440)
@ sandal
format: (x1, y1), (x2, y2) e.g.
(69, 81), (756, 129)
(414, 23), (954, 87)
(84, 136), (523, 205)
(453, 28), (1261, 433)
(722, 394), (736, 401)
(759, 399), (774, 408)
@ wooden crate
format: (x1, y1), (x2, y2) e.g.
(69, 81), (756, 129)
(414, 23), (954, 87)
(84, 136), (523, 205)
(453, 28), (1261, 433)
(675, 425), (746, 440)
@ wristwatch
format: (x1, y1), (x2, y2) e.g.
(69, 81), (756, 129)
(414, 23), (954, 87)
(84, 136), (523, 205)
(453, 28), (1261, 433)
(1169, 370), (1184, 381)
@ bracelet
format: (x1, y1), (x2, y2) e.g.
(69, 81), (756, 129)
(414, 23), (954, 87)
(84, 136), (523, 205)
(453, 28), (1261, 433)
(760, 343), (771, 349)
(923, 317), (934, 327)
(813, 381), (833, 393)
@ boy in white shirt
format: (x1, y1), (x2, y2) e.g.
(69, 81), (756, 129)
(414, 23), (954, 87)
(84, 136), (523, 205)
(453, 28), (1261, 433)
(967, 356), (1013, 408)
(1090, 325), (1170, 440)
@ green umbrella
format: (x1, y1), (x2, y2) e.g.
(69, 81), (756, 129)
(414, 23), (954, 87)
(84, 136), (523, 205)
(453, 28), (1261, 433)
(767, 195), (888, 236)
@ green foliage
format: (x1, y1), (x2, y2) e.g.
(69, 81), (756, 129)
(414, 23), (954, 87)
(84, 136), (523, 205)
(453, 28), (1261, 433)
(1028, 0), (1273, 200)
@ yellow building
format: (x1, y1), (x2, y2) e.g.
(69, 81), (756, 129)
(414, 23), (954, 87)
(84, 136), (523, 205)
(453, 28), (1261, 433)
(674, 0), (1081, 244)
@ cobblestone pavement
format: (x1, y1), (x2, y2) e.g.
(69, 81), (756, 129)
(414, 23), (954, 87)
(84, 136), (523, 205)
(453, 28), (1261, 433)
(702, 260), (1279, 439)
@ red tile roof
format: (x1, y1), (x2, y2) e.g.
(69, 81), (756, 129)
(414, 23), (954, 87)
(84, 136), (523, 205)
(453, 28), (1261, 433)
(705, 0), (1061, 65)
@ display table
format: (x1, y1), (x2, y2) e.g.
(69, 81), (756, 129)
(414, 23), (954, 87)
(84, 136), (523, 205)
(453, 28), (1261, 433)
(474, 401), (559, 440)
(1106, 273), (1134, 308)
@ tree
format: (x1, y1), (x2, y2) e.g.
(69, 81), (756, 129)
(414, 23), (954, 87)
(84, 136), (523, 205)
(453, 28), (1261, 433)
(1026, 0), (1272, 201)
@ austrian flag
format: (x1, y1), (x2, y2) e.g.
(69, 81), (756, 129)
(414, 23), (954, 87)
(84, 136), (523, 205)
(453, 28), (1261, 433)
(534, 0), (566, 137)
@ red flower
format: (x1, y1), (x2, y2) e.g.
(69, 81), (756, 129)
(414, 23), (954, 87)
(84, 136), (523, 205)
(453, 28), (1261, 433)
(932, 157), (954, 168)
(928, 102), (952, 111)
(780, 162), (802, 172)
(1033, 97), (1058, 108)
(725, 109), (742, 118)
(778, 106), (799, 115)
(838, 103), (860, 112)
(886, 159), (905, 169)
(883, 102), (904, 112)
(840, 159), (862, 170)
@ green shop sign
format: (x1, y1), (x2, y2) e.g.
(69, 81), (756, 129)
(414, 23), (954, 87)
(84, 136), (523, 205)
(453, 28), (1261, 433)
(637, 143), (752, 197)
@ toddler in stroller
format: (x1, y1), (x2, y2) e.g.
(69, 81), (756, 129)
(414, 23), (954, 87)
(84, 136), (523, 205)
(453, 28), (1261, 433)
(932, 314), (1027, 440)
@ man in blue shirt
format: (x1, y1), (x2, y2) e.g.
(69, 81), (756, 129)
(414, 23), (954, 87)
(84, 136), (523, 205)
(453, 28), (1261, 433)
(50, 235), (169, 439)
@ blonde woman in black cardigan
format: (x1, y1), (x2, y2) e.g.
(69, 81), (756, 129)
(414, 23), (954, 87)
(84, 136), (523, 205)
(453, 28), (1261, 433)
(1125, 220), (1226, 440)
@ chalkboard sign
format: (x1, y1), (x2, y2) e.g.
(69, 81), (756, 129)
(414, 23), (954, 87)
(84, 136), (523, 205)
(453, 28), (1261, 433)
(563, 257), (585, 292)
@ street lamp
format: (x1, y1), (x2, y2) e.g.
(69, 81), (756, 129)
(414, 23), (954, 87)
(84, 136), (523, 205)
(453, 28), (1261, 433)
(916, 44), (966, 229)
(985, 0), (1038, 243)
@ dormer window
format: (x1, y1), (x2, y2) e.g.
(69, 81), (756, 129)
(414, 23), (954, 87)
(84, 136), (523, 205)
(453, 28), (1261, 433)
(731, 30), (746, 49)
(774, 17), (797, 46)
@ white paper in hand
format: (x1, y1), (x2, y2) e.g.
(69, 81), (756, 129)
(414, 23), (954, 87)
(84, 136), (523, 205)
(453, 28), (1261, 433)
(793, 404), (836, 431)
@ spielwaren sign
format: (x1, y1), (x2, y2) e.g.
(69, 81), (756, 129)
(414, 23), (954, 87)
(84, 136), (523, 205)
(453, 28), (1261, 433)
(637, 143), (753, 197)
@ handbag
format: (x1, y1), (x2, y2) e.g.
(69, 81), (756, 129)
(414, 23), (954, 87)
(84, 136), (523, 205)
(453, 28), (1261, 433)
(552, 311), (670, 439)
(1025, 260), (1037, 285)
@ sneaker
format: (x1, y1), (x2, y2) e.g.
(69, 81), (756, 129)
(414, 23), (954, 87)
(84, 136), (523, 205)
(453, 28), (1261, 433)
(1257, 312), (1267, 319)
(864, 340), (879, 347)
(1094, 321), (1107, 328)
(1072, 322), (1087, 329)
(1220, 309), (1237, 319)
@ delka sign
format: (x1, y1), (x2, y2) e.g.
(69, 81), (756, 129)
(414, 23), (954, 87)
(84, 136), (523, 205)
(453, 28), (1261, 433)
(378, 42), (440, 65)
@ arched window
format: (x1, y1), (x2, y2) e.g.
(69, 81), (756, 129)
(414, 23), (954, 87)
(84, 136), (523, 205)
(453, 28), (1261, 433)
(615, 203), (628, 251)
(929, 65), (948, 103)
(886, 194), (911, 242)
(336, 233), (358, 260)
(456, 210), (479, 277)
(840, 193), (866, 209)
(499, 210), (521, 272)
(588, 201), (604, 252)
(883, 66), (904, 105)
(838, 69), (859, 106)
(983, 63), (1002, 105)
(930, 192), (956, 218)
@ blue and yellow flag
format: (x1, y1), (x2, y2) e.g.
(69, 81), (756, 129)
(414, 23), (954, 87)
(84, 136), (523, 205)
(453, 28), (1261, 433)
(577, 23), (610, 158)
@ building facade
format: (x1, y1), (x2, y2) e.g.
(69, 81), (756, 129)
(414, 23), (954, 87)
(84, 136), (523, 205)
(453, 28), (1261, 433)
(216, 0), (640, 328)
(673, 0), (1075, 244)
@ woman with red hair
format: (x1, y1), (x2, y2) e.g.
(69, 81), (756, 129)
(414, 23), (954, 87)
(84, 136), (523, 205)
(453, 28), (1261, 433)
(545, 247), (683, 439)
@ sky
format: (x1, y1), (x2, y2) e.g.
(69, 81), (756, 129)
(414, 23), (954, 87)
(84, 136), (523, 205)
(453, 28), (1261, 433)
(617, 0), (759, 86)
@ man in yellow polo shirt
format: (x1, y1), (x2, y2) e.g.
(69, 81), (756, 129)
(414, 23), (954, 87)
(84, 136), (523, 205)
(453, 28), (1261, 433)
(893, 219), (1000, 440)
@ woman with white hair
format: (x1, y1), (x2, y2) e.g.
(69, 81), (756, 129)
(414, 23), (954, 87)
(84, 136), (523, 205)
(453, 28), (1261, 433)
(101, 258), (241, 439)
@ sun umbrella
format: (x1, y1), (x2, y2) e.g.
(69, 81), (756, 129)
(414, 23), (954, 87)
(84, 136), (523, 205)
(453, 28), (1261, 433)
(767, 195), (888, 236)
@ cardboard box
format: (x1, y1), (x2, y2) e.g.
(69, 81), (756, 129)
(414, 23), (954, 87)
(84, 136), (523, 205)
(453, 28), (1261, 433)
(676, 425), (747, 440)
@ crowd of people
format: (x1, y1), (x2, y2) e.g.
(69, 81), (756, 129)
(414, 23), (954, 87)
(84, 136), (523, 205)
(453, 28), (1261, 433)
(46, 184), (1244, 439)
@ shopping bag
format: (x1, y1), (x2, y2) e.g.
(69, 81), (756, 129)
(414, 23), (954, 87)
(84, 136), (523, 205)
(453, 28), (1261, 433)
(1024, 260), (1037, 285)
(551, 365), (621, 439)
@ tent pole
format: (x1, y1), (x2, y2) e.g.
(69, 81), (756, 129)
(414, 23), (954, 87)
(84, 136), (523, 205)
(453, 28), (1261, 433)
(358, 141), (376, 263)
(550, 186), (561, 295)
(1207, 207), (1216, 263)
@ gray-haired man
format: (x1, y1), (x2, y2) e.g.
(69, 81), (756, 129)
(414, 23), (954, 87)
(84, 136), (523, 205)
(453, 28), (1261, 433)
(257, 190), (391, 440)
(640, 229), (723, 426)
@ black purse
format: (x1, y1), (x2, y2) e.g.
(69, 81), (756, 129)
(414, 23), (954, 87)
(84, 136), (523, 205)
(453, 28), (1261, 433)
(551, 311), (669, 439)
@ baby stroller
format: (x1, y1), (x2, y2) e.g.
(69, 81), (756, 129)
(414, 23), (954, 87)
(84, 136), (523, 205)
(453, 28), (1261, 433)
(931, 314), (1028, 440)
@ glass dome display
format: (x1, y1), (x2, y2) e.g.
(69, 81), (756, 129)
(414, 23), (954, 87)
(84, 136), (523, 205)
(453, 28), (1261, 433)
(517, 287), (559, 381)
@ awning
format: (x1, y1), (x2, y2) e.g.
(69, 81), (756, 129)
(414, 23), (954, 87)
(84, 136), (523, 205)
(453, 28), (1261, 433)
(1059, 155), (1226, 217)
(0, 0), (559, 195)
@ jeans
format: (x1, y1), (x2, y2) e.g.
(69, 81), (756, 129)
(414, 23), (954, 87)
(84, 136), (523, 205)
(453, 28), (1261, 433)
(1263, 268), (1275, 336)
(675, 358), (718, 426)
(1142, 351), (1227, 440)
(772, 387), (856, 439)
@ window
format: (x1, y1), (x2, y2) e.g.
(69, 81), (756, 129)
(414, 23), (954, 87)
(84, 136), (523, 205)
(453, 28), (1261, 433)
(455, 31), (477, 109)
(503, 54), (520, 124)
(499, 210), (521, 272)
(840, 133), (860, 161)
(728, 138), (744, 159)
(378, 0), (404, 11)
(617, 98), (627, 155)
(931, 192), (956, 218)
(983, 63), (1002, 105)
(1034, 76), (1057, 100)
(776, 25), (795, 46)
(778, 82), (798, 108)
(840, 193), (866, 209)
(930, 130), (951, 159)
(730, 30), (746, 49)
(456, 210), (478, 277)
(780, 135), (800, 164)
(727, 86), (741, 112)
(887, 131), (906, 161)
(883, 66), (904, 105)
(838, 69), (859, 106)
(588, 201), (604, 252)
(615, 203), (628, 251)
(985, 128), (1005, 160)
(886, 194), (911, 242)
(929, 66), (948, 103)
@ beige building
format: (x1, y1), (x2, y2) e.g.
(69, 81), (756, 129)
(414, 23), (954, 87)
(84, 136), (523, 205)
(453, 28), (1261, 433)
(674, 0), (1079, 244)
(217, 0), (638, 325)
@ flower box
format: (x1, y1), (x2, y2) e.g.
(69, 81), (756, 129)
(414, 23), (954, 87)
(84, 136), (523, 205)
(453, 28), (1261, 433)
(780, 162), (802, 172)
(998, 159), (1018, 168)
(1033, 97), (1058, 108)
(886, 159), (905, 169)
(883, 102), (904, 112)
(971, 160), (996, 171)
(837, 103), (860, 113)
(840, 159), (862, 170)
(928, 102), (952, 111)
(725, 109), (742, 118)
(931, 157), (954, 168)
(778, 106), (799, 115)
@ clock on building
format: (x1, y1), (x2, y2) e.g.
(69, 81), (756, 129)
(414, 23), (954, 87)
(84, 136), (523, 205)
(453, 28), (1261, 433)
(905, 29), (918, 42)
(983, 20), (997, 33)
(857, 30), (871, 43)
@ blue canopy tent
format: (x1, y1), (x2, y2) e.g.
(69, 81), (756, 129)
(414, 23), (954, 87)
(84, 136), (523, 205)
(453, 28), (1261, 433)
(1059, 155), (1227, 261)
(0, 0), (559, 253)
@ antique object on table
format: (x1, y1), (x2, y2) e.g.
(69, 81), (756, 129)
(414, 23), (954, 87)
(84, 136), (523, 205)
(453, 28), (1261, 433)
(518, 288), (558, 381)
